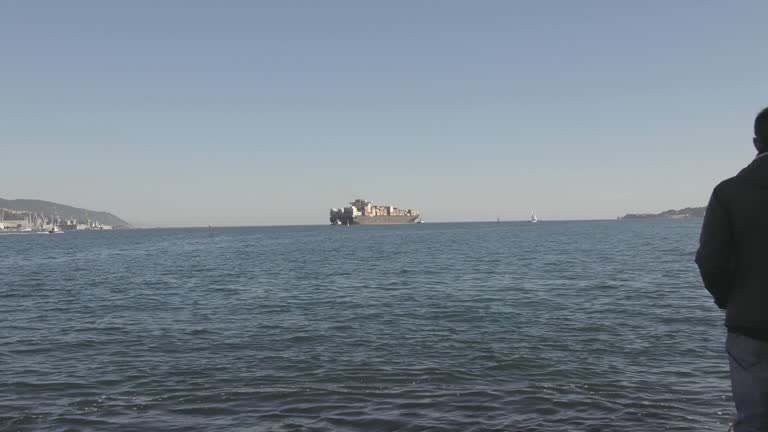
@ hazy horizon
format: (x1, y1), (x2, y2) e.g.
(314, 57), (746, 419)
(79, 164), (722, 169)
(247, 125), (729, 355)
(3, 1), (766, 227)
(0, 195), (706, 228)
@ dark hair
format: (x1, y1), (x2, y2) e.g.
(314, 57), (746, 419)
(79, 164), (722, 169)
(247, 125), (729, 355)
(756, 107), (768, 140)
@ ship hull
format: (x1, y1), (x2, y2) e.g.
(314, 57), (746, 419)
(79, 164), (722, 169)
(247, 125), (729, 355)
(352, 215), (419, 225)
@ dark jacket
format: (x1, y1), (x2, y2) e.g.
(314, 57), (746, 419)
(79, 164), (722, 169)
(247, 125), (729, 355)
(696, 156), (768, 331)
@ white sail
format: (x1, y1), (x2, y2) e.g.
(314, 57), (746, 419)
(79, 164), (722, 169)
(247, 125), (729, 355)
(530, 211), (538, 223)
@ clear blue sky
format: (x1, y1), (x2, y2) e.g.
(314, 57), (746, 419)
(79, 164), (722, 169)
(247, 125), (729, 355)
(2, 1), (766, 226)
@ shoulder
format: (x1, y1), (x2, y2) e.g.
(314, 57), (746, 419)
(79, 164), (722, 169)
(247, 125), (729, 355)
(713, 176), (740, 197)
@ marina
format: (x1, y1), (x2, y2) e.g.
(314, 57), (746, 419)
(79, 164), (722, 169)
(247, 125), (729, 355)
(0, 208), (113, 233)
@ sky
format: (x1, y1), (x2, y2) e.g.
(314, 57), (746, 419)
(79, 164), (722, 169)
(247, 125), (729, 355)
(2, 1), (767, 226)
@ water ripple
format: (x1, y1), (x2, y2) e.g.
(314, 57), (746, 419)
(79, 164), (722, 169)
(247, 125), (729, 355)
(0, 221), (731, 431)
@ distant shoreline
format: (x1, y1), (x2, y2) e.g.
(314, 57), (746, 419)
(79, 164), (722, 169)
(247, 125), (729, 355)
(619, 206), (705, 220)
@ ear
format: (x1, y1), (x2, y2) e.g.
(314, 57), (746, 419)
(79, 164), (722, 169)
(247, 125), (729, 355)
(755, 137), (763, 153)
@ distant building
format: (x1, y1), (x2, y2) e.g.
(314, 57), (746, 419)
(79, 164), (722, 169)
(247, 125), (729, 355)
(0, 209), (38, 229)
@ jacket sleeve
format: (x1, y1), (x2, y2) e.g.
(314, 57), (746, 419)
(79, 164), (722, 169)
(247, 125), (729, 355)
(695, 187), (733, 309)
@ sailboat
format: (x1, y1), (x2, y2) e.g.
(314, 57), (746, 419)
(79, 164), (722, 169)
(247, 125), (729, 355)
(530, 210), (539, 223)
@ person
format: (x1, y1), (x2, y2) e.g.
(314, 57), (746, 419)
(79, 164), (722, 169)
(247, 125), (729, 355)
(696, 107), (768, 432)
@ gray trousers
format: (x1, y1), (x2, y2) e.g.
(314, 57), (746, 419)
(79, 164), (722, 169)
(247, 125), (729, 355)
(728, 332), (768, 432)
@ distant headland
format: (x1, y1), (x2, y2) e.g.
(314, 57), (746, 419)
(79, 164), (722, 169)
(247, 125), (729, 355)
(620, 206), (706, 220)
(0, 198), (130, 230)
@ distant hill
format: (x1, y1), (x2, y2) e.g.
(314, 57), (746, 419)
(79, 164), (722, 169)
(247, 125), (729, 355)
(621, 207), (706, 220)
(0, 198), (130, 227)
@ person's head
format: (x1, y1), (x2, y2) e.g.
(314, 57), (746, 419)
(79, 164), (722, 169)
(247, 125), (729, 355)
(754, 107), (768, 154)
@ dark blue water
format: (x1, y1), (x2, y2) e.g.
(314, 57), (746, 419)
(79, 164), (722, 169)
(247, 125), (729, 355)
(1, 221), (732, 431)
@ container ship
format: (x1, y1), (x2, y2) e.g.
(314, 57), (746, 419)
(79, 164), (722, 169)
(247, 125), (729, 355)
(330, 199), (420, 225)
